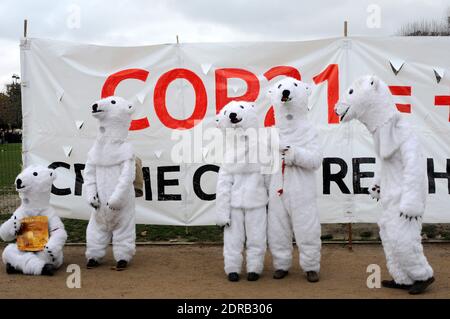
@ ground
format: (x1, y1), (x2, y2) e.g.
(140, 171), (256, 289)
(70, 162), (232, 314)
(0, 243), (448, 299)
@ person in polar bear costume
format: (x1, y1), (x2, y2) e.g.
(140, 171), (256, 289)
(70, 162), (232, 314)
(0, 165), (67, 276)
(266, 77), (322, 282)
(84, 96), (136, 271)
(334, 75), (434, 294)
(215, 101), (269, 282)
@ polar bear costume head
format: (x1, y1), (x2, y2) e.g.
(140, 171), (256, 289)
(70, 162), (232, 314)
(216, 101), (258, 131)
(268, 77), (312, 128)
(335, 75), (405, 159)
(91, 96), (135, 140)
(334, 75), (398, 133)
(88, 96), (136, 166)
(215, 101), (265, 173)
(15, 165), (56, 209)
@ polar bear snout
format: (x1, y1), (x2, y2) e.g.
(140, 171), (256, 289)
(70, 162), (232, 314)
(281, 89), (291, 102)
(229, 112), (242, 124)
(92, 103), (100, 113)
(334, 102), (351, 122)
(16, 178), (24, 190)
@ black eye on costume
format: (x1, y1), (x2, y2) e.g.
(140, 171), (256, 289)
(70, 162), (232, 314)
(278, 84), (282, 89)
(370, 81), (374, 85)
(294, 83), (298, 87)
(111, 100), (116, 104)
(240, 105), (244, 109)
(349, 89), (353, 95)
(50, 172), (53, 176)
(33, 172), (38, 176)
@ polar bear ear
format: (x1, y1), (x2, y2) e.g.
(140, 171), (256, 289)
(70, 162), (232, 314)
(304, 83), (312, 97)
(126, 104), (135, 114)
(369, 76), (379, 90)
(48, 168), (57, 180)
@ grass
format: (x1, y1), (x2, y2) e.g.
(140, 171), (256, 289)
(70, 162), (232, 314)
(422, 224), (438, 239)
(0, 143), (22, 189)
(359, 231), (373, 238)
(1, 214), (450, 244)
(0, 214), (223, 243)
(63, 219), (223, 243)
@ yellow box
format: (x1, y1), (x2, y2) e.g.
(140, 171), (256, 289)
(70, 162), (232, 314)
(16, 216), (49, 252)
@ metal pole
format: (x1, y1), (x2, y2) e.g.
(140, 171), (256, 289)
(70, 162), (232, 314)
(344, 20), (353, 251)
(24, 19), (28, 38)
(175, 34), (187, 235)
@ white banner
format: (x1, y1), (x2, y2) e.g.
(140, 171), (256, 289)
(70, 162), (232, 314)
(20, 37), (450, 224)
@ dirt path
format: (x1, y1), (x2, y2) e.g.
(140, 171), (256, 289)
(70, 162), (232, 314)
(0, 244), (448, 299)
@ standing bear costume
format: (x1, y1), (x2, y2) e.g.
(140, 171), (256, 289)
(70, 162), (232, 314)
(335, 75), (434, 294)
(84, 96), (136, 270)
(266, 77), (322, 282)
(215, 101), (269, 282)
(1, 165), (67, 276)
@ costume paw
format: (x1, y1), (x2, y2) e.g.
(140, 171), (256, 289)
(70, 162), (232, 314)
(399, 212), (422, 222)
(279, 143), (290, 153)
(282, 149), (295, 165)
(13, 216), (21, 235)
(228, 272), (240, 282)
(89, 194), (100, 209)
(41, 264), (56, 276)
(114, 260), (128, 271)
(107, 197), (122, 210)
(87, 259), (100, 269)
(368, 184), (380, 201)
(44, 244), (58, 262)
(216, 215), (231, 228)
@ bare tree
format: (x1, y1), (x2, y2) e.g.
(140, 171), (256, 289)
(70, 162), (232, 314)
(397, 9), (450, 36)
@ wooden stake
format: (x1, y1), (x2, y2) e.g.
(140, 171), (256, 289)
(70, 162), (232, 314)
(177, 32), (187, 237)
(344, 20), (353, 251)
(23, 19), (28, 38)
(348, 222), (353, 251)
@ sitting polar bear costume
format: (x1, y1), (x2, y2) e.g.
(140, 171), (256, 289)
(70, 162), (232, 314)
(215, 101), (268, 282)
(0, 165), (67, 276)
(335, 75), (434, 294)
(266, 77), (322, 282)
(84, 96), (136, 270)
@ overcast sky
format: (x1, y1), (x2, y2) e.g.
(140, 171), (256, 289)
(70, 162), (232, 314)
(0, 0), (448, 88)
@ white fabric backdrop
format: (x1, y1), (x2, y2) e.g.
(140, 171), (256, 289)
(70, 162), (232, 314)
(20, 37), (450, 224)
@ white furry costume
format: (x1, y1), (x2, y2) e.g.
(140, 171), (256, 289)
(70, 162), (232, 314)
(0, 165), (67, 275)
(84, 96), (136, 263)
(266, 78), (322, 273)
(335, 75), (433, 285)
(215, 101), (268, 275)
